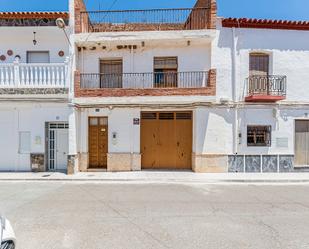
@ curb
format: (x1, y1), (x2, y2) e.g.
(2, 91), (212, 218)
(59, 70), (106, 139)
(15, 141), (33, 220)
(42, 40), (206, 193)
(1, 178), (309, 183)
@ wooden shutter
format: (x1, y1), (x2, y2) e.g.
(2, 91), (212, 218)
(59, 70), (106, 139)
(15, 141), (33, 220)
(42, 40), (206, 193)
(154, 57), (178, 70)
(100, 59), (123, 88)
(249, 53), (269, 76)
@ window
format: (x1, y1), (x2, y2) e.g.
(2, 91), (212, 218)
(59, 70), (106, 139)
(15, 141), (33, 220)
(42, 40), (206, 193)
(247, 125), (271, 147)
(249, 53), (269, 76)
(19, 131), (31, 153)
(154, 57), (178, 88)
(27, 51), (50, 63)
(100, 59), (123, 88)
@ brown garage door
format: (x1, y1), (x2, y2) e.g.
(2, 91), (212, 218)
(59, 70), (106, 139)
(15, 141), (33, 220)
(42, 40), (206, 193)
(88, 117), (108, 169)
(141, 112), (192, 170)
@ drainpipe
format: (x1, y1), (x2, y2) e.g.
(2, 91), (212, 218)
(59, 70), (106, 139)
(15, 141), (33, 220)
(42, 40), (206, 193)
(232, 27), (238, 155)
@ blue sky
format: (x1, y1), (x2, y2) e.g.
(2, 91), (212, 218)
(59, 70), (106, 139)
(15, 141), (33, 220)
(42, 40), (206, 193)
(0, 0), (308, 21)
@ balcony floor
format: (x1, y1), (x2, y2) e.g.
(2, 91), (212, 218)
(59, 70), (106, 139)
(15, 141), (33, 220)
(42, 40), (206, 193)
(245, 95), (286, 102)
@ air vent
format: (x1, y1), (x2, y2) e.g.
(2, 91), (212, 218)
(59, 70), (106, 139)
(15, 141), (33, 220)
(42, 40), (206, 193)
(176, 112), (192, 120)
(141, 113), (157, 120)
(159, 113), (174, 120)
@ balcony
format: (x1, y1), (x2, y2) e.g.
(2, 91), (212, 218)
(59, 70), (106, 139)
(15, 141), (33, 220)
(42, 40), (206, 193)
(76, 70), (216, 97)
(0, 61), (68, 94)
(80, 8), (212, 33)
(245, 75), (287, 102)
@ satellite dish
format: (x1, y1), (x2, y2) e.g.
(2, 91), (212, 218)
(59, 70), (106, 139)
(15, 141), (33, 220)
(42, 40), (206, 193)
(56, 18), (66, 29)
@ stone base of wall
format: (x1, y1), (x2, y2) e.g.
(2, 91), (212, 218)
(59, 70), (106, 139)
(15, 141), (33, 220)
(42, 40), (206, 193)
(30, 153), (45, 172)
(107, 153), (141, 172)
(67, 155), (79, 175)
(78, 152), (89, 172)
(192, 154), (228, 173)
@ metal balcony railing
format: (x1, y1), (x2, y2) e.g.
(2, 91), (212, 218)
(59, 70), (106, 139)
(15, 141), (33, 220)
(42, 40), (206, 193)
(247, 75), (287, 97)
(80, 71), (209, 89)
(80, 8), (210, 33)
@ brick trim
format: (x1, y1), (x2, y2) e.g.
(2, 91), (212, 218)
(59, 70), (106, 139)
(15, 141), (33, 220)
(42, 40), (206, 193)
(193, 0), (217, 29)
(222, 18), (309, 31)
(74, 69), (216, 98)
(74, 0), (88, 33)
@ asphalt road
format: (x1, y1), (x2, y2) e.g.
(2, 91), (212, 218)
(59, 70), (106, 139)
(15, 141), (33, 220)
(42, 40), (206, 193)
(0, 182), (309, 249)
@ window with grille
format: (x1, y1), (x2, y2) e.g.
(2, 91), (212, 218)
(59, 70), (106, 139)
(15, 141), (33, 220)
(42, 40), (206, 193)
(247, 125), (271, 147)
(100, 59), (123, 88)
(154, 57), (178, 88)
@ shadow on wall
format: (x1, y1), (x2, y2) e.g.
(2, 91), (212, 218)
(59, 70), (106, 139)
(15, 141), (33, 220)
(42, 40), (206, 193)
(199, 108), (234, 154)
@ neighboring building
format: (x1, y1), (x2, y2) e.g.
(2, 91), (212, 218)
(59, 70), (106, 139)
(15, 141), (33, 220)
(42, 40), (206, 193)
(0, 12), (70, 172)
(1, 0), (309, 174)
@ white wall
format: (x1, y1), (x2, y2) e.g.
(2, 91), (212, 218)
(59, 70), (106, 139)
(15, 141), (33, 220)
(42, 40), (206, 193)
(213, 21), (309, 102)
(78, 108), (141, 154)
(0, 27), (69, 64)
(194, 107), (234, 155)
(78, 42), (211, 74)
(0, 103), (70, 171)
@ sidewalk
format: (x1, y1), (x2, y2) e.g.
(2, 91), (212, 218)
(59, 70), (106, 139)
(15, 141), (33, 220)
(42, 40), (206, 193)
(1, 171), (309, 183)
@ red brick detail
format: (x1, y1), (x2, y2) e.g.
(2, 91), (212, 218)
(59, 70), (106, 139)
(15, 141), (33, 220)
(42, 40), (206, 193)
(74, 0), (89, 34)
(74, 69), (216, 98)
(207, 68), (216, 94)
(193, 0), (217, 29)
(0, 12), (68, 19)
(222, 18), (309, 31)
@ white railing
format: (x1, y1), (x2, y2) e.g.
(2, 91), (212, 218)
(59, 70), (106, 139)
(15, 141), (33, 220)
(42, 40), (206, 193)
(0, 60), (68, 88)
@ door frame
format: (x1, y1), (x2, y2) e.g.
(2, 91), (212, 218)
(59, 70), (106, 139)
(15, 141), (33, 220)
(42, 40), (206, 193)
(46, 122), (69, 172)
(294, 119), (309, 167)
(88, 116), (109, 169)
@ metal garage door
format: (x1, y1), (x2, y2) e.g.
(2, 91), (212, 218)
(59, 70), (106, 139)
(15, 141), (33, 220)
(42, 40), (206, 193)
(141, 112), (192, 170)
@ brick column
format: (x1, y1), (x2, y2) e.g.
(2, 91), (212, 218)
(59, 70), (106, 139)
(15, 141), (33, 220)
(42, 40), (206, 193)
(74, 71), (81, 97)
(208, 69), (217, 95)
(208, 0), (217, 29)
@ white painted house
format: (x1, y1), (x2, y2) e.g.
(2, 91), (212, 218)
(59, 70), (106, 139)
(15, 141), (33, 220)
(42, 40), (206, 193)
(0, 12), (70, 172)
(67, 0), (309, 174)
(1, 0), (309, 174)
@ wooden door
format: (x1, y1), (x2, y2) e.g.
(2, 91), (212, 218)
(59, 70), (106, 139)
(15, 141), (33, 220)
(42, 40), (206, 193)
(141, 112), (192, 170)
(88, 117), (108, 168)
(295, 120), (309, 166)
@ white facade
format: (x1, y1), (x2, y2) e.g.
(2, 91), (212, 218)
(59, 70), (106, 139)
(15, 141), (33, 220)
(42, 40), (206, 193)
(0, 103), (70, 171)
(0, 14), (70, 172)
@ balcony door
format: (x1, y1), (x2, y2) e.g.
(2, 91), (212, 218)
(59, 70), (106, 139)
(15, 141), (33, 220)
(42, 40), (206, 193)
(249, 53), (270, 95)
(154, 57), (178, 88)
(100, 59), (123, 88)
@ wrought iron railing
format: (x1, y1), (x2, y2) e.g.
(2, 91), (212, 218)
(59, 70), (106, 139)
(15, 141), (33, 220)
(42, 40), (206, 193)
(247, 75), (287, 96)
(80, 71), (209, 89)
(80, 8), (210, 33)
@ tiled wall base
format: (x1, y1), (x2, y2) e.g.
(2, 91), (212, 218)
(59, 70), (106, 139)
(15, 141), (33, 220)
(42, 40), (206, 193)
(192, 154), (228, 173)
(107, 153), (141, 172)
(228, 155), (295, 173)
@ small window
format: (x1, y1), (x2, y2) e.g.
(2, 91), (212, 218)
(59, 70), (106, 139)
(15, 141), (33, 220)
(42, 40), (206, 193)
(154, 57), (178, 88)
(247, 125), (271, 147)
(27, 51), (50, 63)
(19, 131), (31, 154)
(249, 53), (269, 76)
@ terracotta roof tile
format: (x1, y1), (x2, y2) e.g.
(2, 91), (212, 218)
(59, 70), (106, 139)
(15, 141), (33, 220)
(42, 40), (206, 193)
(222, 17), (309, 31)
(0, 12), (69, 19)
